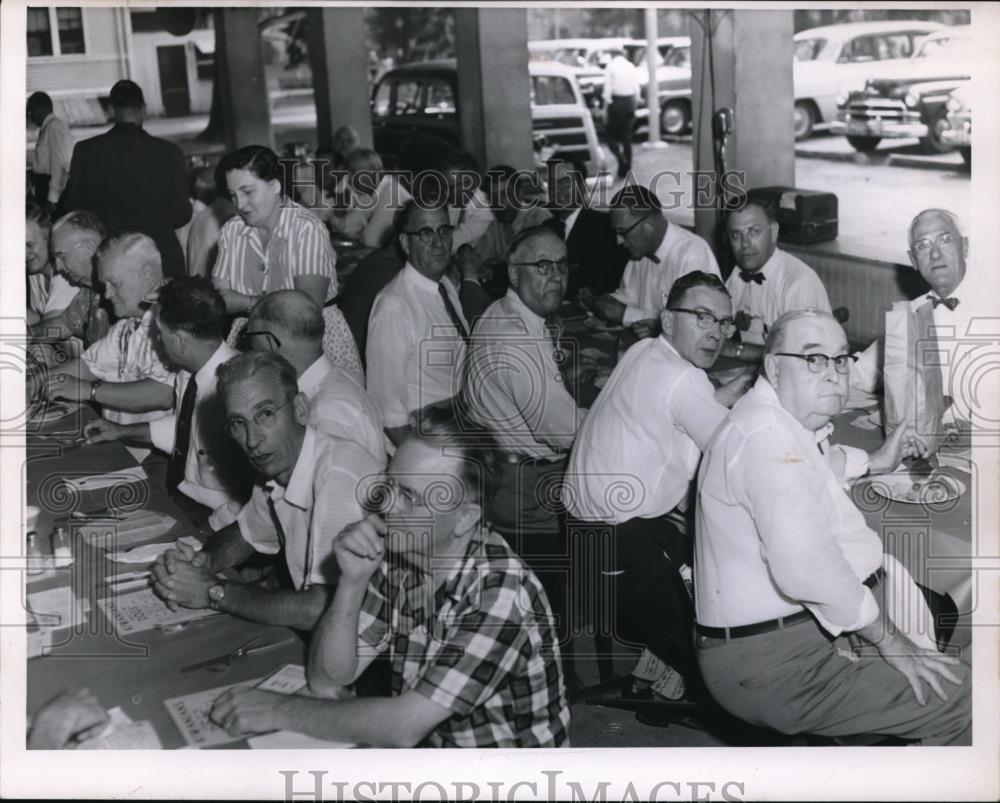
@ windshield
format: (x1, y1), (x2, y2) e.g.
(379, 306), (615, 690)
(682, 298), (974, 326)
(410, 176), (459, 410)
(794, 38), (826, 61)
(915, 36), (969, 60)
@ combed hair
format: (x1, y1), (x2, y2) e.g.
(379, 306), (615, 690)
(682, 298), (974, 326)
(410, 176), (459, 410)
(393, 197), (450, 236)
(27, 91), (53, 116)
(249, 290), (324, 342)
(729, 197), (777, 225)
(217, 145), (283, 185)
(157, 276), (227, 341)
(411, 405), (500, 506)
(507, 224), (564, 265)
(26, 198), (52, 230)
(908, 208), (964, 244)
(216, 350), (300, 404)
(764, 308), (839, 356)
(96, 232), (162, 274)
(52, 210), (107, 241)
(665, 271), (730, 310)
(190, 166), (218, 206)
(344, 147), (383, 173)
(610, 183), (662, 214)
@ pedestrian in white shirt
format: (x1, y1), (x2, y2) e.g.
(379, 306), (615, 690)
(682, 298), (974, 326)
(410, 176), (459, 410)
(27, 92), (74, 210)
(151, 351), (382, 629)
(565, 271), (752, 706)
(695, 308), (969, 744)
(367, 200), (468, 448)
(46, 233), (175, 426)
(596, 185), (720, 337)
(602, 50), (641, 178)
(244, 290), (387, 462)
(722, 201), (831, 359)
(83, 277), (251, 531)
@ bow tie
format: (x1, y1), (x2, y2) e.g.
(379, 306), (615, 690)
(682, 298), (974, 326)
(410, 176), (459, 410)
(738, 270), (765, 284)
(927, 295), (959, 311)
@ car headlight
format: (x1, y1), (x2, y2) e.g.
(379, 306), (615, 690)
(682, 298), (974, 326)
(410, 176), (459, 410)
(903, 92), (919, 109)
(946, 95), (964, 113)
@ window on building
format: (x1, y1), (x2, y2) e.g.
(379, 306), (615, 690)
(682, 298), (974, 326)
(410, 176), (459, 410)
(56, 8), (85, 54)
(194, 44), (214, 81)
(27, 7), (53, 57)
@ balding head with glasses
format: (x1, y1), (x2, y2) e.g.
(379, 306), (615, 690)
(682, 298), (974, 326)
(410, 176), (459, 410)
(396, 200), (453, 282)
(507, 226), (570, 317)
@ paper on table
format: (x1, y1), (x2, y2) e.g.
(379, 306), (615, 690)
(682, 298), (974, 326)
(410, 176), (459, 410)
(27, 628), (53, 658)
(80, 511), (180, 550)
(107, 535), (201, 564)
(164, 680), (261, 748)
(26, 587), (91, 630)
(97, 586), (219, 634)
(63, 465), (148, 493)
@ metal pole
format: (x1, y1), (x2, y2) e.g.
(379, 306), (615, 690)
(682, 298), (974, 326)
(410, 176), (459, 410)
(644, 7), (660, 143)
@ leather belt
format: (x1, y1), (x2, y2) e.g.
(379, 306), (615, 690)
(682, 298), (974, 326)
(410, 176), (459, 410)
(695, 567), (885, 641)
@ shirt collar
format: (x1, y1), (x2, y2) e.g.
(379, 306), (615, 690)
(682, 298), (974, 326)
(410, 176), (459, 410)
(280, 426), (319, 509)
(652, 222), (675, 264)
(928, 278), (965, 302)
(503, 287), (547, 333)
(403, 261), (442, 294)
(564, 207), (582, 234)
(298, 355), (333, 396)
(195, 341), (238, 386)
(40, 113), (56, 130)
(748, 376), (837, 442)
(754, 247), (781, 278)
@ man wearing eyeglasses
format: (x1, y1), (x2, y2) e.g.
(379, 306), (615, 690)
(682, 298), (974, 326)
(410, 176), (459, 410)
(367, 200), (469, 448)
(565, 272), (751, 711)
(595, 185), (719, 339)
(695, 309), (970, 745)
(721, 201), (830, 362)
(151, 351), (381, 629)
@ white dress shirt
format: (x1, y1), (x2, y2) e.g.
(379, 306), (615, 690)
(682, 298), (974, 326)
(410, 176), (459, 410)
(149, 342), (245, 529)
(298, 355), (387, 462)
(33, 113), (74, 203)
(611, 223), (720, 326)
(450, 189), (495, 253)
(236, 426), (382, 590)
(464, 289), (586, 458)
(725, 248), (832, 345)
(695, 377), (883, 635)
(81, 307), (176, 425)
(366, 263), (468, 429)
(602, 55), (642, 103)
(28, 271), (79, 318)
(565, 336), (727, 523)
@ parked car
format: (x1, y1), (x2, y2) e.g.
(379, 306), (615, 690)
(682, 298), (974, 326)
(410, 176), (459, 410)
(833, 26), (972, 153)
(370, 59), (607, 175)
(792, 20), (945, 141)
(528, 38), (631, 115)
(623, 36), (692, 136)
(941, 83), (971, 166)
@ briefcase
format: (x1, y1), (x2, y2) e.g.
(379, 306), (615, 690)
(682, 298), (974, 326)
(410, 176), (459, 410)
(747, 186), (838, 245)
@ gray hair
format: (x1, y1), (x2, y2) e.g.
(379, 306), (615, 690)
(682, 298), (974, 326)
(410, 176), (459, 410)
(507, 224), (564, 266)
(907, 208), (964, 246)
(52, 210), (107, 241)
(96, 232), (162, 277)
(216, 351), (299, 405)
(764, 308), (840, 356)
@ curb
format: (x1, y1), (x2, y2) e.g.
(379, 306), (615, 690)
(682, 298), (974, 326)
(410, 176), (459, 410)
(795, 146), (965, 173)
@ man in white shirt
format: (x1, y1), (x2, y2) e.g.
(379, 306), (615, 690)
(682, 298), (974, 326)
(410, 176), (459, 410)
(83, 277), (250, 531)
(596, 185), (720, 338)
(721, 200), (831, 361)
(244, 290), (387, 462)
(565, 271), (751, 703)
(151, 351), (382, 629)
(441, 150), (495, 255)
(695, 309), (969, 744)
(602, 49), (641, 178)
(26, 200), (78, 327)
(367, 201), (468, 447)
(27, 92), (74, 210)
(46, 233), (175, 426)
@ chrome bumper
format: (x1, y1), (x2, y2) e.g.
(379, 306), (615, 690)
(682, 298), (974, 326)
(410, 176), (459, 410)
(832, 118), (928, 139)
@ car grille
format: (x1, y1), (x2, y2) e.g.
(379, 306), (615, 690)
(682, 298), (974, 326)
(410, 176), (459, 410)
(845, 99), (920, 125)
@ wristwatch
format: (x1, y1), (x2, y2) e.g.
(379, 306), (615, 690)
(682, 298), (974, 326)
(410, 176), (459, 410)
(208, 582), (227, 610)
(89, 379), (103, 403)
(734, 343), (744, 359)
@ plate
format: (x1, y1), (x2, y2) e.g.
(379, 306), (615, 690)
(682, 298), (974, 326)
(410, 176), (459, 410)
(865, 471), (965, 504)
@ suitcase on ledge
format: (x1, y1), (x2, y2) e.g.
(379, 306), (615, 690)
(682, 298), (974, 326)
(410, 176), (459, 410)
(747, 186), (838, 245)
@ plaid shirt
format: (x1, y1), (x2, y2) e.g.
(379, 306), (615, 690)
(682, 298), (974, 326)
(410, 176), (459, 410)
(356, 527), (570, 748)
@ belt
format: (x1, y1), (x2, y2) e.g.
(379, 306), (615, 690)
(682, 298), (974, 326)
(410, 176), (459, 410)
(499, 452), (567, 466)
(695, 567), (885, 641)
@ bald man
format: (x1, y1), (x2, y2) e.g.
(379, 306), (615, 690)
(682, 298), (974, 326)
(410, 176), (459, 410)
(244, 290), (386, 462)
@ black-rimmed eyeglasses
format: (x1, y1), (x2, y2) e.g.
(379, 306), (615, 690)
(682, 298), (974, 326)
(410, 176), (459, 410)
(668, 307), (737, 337)
(773, 352), (858, 375)
(237, 329), (282, 352)
(511, 259), (573, 277)
(404, 224), (455, 244)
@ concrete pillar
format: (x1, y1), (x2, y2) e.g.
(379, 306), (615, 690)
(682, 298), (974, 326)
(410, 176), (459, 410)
(307, 8), (372, 152)
(690, 10), (795, 264)
(216, 9), (273, 150)
(453, 8), (534, 171)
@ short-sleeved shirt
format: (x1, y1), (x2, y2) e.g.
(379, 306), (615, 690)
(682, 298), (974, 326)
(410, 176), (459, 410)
(356, 527), (570, 748)
(28, 271), (79, 318)
(236, 426), (381, 589)
(80, 307), (176, 425)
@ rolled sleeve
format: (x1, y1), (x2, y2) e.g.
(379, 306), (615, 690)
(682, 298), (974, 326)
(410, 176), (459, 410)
(80, 327), (119, 379)
(236, 490), (281, 556)
(836, 444), (871, 482)
(212, 221), (241, 288)
(356, 568), (392, 657)
(148, 414), (176, 455)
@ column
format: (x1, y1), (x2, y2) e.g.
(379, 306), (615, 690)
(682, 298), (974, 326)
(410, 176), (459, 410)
(215, 8), (273, 151)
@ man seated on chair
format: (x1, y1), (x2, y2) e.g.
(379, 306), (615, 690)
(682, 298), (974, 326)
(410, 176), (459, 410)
(151, 351), (382, 629)
(695, 308), (970, 745)
(208, 409), (570, 748)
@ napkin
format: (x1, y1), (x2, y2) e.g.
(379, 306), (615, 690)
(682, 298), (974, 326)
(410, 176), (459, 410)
(107, 535), (201, 565)
(63, 466), (148, 493)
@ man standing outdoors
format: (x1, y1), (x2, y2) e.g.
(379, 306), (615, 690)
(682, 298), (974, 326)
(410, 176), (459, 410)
(722, 200), (831, 362)
(27, 91), (74, 212)
(596, 185), (720, 338)
(602, 49), (641, 179)
(366, 200), (468, 447)
(695, 309), (969, 744)
(62, 80), (191, 277)
(152, 351), (382, 629)
(208, 410), (570, 748)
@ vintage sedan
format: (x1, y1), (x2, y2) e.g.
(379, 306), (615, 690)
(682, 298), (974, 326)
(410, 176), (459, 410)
(792, 20), (945, 140)
(833, 26), (972, 153)
(941, 83), (971, 166)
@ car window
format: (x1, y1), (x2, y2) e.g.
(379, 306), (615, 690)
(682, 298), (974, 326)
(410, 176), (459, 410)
(531, 75), (577, 106)
(915, 35), (968, 61)
(838, 35), (879, 63)
(424, 80), (455, 115)
(794, 38), (825, 61)
(394, 80), (422, 116)
(662, 45), (690, 69)
(372, 80), (391, 117)
(874, 33), (913, 60)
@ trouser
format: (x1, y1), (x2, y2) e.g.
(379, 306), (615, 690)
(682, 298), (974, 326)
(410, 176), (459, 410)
(696, 600), (971, 745)
(607, 96), (636, 175)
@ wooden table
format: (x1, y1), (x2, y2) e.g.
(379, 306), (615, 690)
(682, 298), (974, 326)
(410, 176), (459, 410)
(24, 406), (305, 749)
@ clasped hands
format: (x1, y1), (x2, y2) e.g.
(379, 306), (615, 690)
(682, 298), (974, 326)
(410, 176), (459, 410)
(151, 540), (216, 610)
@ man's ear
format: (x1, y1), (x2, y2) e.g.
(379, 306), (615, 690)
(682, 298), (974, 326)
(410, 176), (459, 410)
(907, 249), (918, 270)
(961, 236), (969, 259)
(398, 233), (410, 260)
(660, 308), (673, 337)
(507, 263), (520, 290)
(769, 221), (780, 243)
(292, 392), (310, 425)
(453, 502), (481, 538)
(763, 354), (779, 387)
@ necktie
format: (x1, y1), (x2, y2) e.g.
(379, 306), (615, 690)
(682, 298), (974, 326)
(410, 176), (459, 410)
(438, 282), (470, 344)
(166, 375), (198, 494)
(544, 215), (567, 240)
(738, 270), (765, 284)
(927, 294), (959, 310)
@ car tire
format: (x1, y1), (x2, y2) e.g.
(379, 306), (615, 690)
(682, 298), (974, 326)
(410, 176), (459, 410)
(919, 110), (955, 154)
(846, 135), (881, 153)
(793, 101), (817, 141)
(660, 100), (690, 137)
(960, 146), (971, 167)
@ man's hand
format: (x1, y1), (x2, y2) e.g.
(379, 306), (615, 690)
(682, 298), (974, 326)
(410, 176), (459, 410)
(714, 367), (757, 408)
(575, 287), (596, 312)
(209, 687), (287, 736)
(869, 422), (927, 475)
(860, 628), (964, 706)
(83, 420), (127, 445)
(28, 688), (109, 749)
(594, 295), (626, 324)
(333, 514), (386, 586)
(46, 373), (88, 403)
(219, 289), (257, 314)
(631, 318), (660, 339)
(151, 556), (215, 609)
